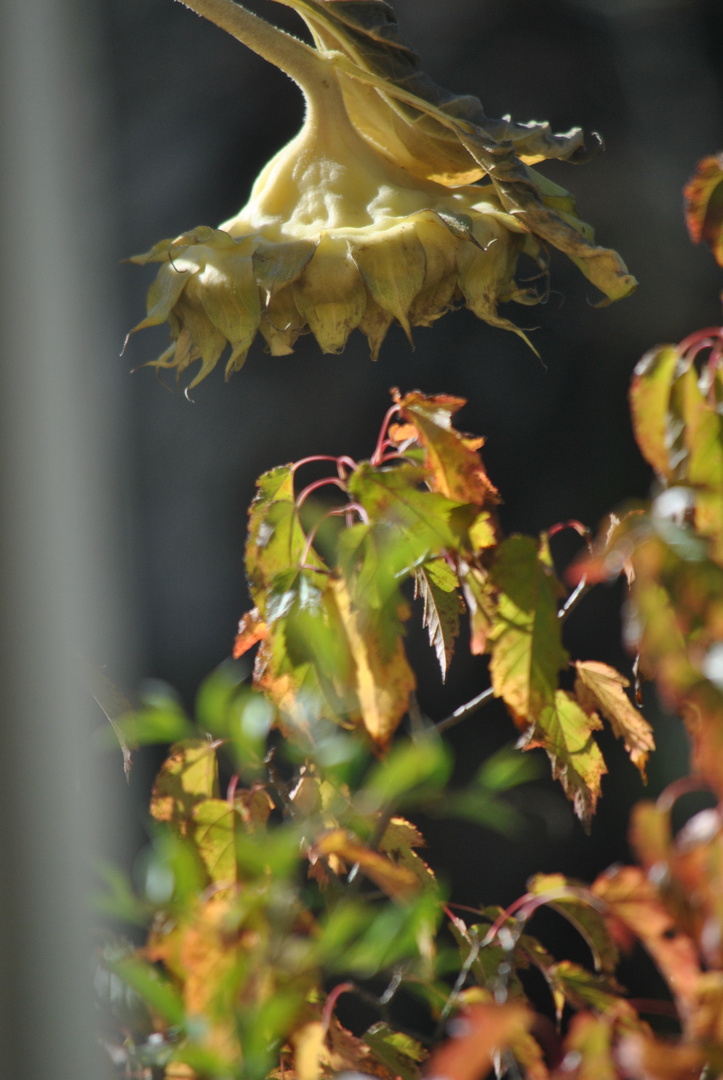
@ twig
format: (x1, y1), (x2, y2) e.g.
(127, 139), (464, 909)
(435, 687), (495, 734)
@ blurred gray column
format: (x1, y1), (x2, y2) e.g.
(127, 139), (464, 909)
(0, 1), (125, 1077)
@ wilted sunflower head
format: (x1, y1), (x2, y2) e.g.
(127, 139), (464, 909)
(129, 0), (636, 389)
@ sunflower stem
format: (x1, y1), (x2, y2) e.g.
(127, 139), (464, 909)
(173, 0), (328, 101)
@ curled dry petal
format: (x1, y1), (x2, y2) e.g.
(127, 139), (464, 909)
(129, 0), (636, 387)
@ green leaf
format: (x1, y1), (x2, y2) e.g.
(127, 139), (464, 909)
(488, 536), (568, 726)
(349, 461), (470, 557)
(527, 873), (620, 974)
(361, 735), (452, 808)
(364, 1022), (427, 1080)
(524, 690), (607, 828)
(111, 956), (186, 1027)
(548, 960), (627, 1017)
(415, 559), (462, 681)
(192, 799), (244, 884)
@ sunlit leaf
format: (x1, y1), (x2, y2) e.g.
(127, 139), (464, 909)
(574, 660), (655, 780)
(524, 691), (607, 829)
(332, 576), (415, 748)
(310, 828), (420, 901)
(488, 536), (568, 726)
(415, 559), (463, 681)
(349, 461), (470, 556)
(392, 390), (499, 508)
(150, 740), (220, 834)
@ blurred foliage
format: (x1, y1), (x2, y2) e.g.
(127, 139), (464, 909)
(98, 2), (723, 1078)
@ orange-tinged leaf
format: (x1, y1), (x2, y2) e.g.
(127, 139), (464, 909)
(332, 576), (415, 749)
(425, 1003), (532, 1080)
(524, 690), (606, 828)
(458, 560), (497, 656)
(232, 607), (268, 658)
(150, 740), (220, 833)
(591, 865), (701, 1029)
(574, 660), (655, 780)
(616, 1032), (706, 1080)
(310, 828), (420, 902)
(489, 536), (568, 726)
(684, 153), (723, 266)
(392, 390), (499, 508)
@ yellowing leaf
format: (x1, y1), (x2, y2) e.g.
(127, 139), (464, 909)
(392, 390), (499, 508)
(524, 691), (607, 828)
(150, 740), (220, 834)
(332, 576), (415, 749)
(310, 828), (420, 901)
(192, 799), (245, 884)
(489, 536), (568, 726)
(292, 1021), (326, 1080)
(574, 660), (655, 780)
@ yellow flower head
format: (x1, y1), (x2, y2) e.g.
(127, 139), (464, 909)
(129, 0), (636, 389)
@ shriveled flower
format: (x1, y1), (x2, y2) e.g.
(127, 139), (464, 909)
(129, 0), (636, 388)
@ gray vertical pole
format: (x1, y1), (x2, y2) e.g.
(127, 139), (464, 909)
(0, 1), (123, 1077)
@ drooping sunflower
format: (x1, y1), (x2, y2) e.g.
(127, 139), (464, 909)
(129, 0), (636, 389)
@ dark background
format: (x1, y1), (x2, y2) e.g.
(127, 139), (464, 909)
(100, 0), (722, 962)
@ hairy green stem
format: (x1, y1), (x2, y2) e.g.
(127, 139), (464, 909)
(173, 0), (327, 100)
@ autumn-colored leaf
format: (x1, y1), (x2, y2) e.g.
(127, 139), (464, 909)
(415, 558), (463, 681)
(310, 828), (420, 901)
(527, 873), (620, 974)
(524, 690), (607, 828)
(332, 575), (415, 749)
(392, 390), (499, 508)
(684, 153), (723, 266)
(592, 865), (701, 1030)
(488, 536), (568, 726)
(232, 606), (268, 658)
(616, 1032), (706, 1080)
(364, 1021), (427, 1080)
(424, 1003), (532, 1080)
(150, 740), (220, 834)
(674, 360), (723, 563)
(574, 660), (655, 780)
